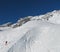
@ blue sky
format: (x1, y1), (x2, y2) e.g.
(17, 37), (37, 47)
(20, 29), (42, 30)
(0, 0), (60, 24)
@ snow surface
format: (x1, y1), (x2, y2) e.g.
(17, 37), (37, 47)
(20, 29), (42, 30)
(0, 10), (60, 52)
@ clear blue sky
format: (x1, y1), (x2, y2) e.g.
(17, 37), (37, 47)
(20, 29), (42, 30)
(0, 0), (60, 24)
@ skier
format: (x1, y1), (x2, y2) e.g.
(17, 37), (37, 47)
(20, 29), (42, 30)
(5, 41), (8, 45)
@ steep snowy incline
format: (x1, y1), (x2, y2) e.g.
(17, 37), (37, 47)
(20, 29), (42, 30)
(0, 20), (42, 52)
(8, 20), (60, 52)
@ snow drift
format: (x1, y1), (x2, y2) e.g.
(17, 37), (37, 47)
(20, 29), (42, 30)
(0, 10), (60, 52)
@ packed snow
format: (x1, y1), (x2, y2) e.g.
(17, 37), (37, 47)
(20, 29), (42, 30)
(0, 10), (60, 52)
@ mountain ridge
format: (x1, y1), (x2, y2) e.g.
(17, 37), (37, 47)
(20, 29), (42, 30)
(1, 10), (60, 28)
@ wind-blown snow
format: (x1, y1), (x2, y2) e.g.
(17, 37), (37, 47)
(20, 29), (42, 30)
(0, 10), (60, 52)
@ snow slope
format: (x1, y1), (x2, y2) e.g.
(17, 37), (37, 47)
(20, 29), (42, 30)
(0, 10), (60, 52)
(8, 20), (60, 52)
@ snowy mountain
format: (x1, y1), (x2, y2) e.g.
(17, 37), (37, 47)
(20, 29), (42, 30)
(0, 10), (60, 52)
